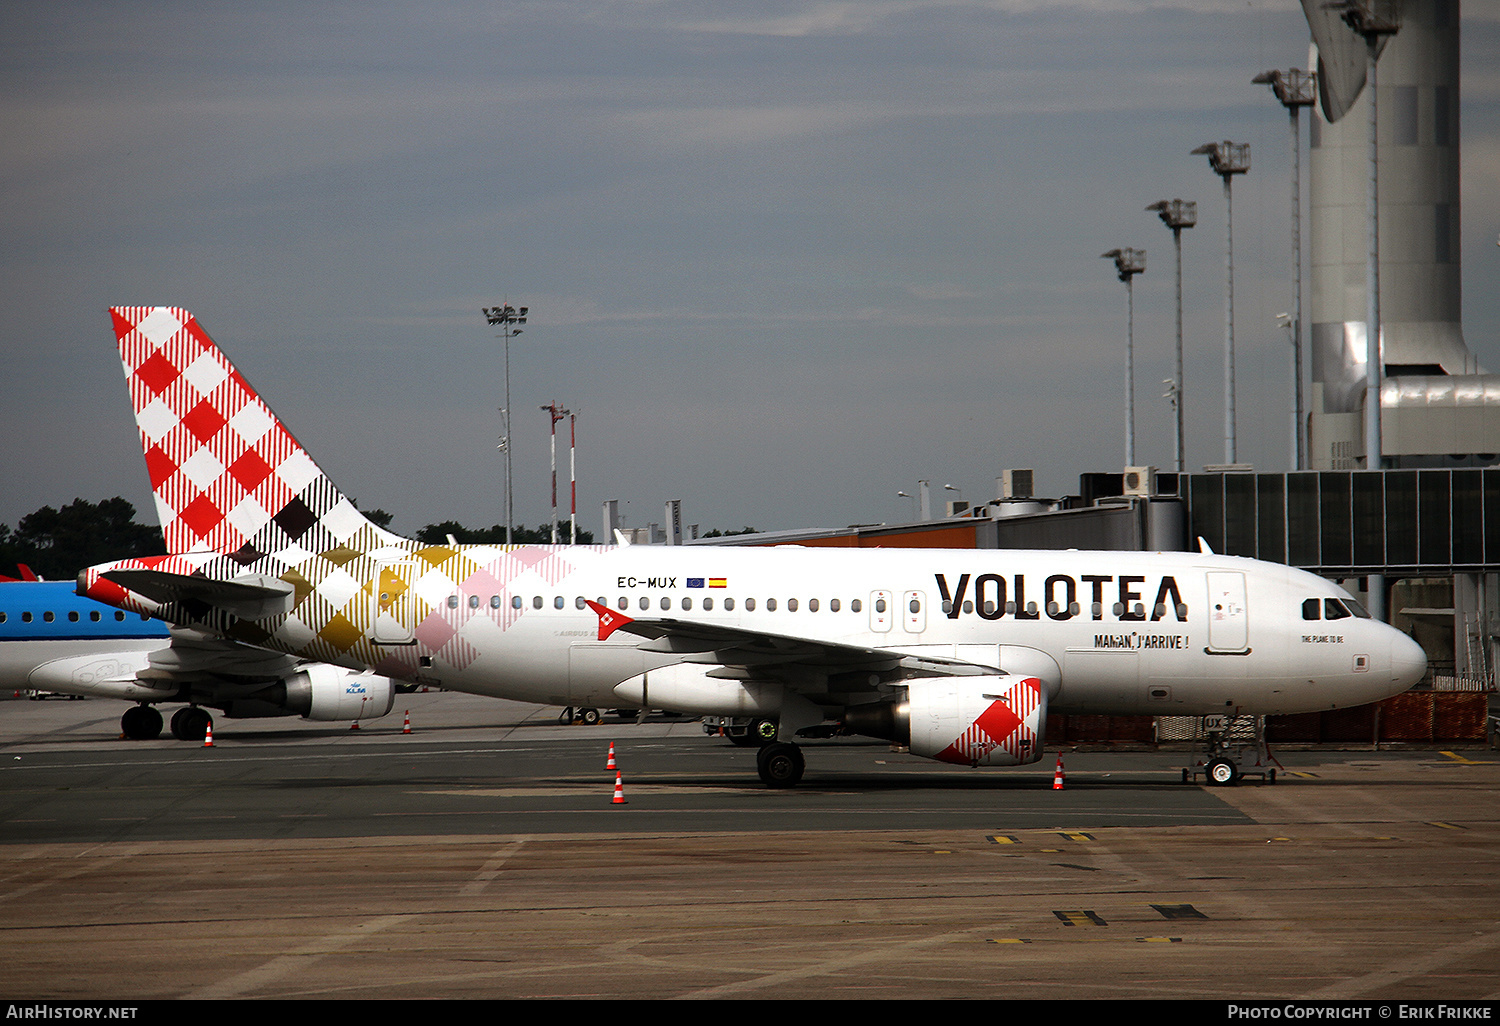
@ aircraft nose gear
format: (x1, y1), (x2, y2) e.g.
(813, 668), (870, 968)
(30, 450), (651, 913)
(1182, 714), (1281, 785)
(756, 742), (805, 788)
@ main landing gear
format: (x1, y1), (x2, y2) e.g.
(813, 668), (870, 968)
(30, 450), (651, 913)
(756, 742), (805, 788)
(120, 704), (163, 740)
(557, 706), (601, 726)
(170, 706), (213, 741)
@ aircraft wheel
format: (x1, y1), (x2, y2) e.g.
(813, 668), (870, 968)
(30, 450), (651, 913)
(580, 707), (601, 726)
(173, 707), (212, 742)
(121, 705), (163, 740)
(757, 742), (805, 789)
(749, 717), (779, 747)
(1206, 758), (1239, 786)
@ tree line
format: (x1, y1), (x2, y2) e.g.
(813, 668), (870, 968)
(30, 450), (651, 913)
(0, 499), (759, 579)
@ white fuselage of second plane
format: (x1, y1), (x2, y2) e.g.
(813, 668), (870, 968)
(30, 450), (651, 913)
(369, 544), (1424, 717)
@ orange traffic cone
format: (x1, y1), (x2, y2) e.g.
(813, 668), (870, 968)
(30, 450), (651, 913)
(612, 771), (627, 804)
(1052, 755), (1065, 790)
(202, 721), (215, 748)
(402, 710), (412, 734)
(606, 742), (617, 770)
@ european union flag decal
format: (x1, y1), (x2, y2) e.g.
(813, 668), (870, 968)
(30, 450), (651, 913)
(686, 578), (705, 588)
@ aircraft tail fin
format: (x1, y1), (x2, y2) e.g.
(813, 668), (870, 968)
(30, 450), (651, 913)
(108, 307), (399, 559)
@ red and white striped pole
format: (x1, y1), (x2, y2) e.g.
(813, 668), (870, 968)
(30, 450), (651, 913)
(569, 412), (577, 544)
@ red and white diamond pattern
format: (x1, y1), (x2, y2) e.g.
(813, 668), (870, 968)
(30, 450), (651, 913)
(112, 306), (338, 556)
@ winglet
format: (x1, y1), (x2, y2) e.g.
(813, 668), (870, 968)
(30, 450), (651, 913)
(586, 600), (633, 641)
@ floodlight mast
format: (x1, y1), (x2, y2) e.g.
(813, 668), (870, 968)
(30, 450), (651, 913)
(1192, 141), (1250, 464)
(1254, 68), (1317, 471)
(1324, 0), (1401, 626)
(1326, 0), (1401, 472)
(1102, 248), (1146, 468)
(482, 303), (528, 545)
(1146, 199), (1197, 473)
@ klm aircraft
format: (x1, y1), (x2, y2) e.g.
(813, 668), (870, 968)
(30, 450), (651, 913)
(3, 578), (394, 740)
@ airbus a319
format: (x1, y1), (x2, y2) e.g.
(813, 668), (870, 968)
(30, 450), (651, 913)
(79, 307), (1425, 785)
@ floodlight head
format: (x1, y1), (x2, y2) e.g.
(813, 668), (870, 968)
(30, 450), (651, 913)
(1194, 141), (1249, 178)
(1103, 247), (1145, 282)
(1147, 199), (1197, 230)
(1255, 67), (1317, 108)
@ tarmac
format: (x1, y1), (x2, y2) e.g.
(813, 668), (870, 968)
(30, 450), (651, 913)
(1, 690), (1497, 1001)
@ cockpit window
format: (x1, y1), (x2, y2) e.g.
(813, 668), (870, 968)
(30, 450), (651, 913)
(1302, 598), (1320, 621)
(1324, 598), (1352, 620)
(1343, 598), (1372, 618)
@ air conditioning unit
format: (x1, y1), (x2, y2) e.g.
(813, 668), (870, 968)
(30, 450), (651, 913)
(999, 469), (1034, 499)
(1123, 466), (1157, 496)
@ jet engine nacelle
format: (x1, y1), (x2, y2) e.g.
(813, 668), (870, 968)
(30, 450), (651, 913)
(905, 674), (1047, 767)
(281, 665), (396, 721)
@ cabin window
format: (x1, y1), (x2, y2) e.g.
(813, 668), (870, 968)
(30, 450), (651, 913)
(468, 595), (480, 609)
(681, 597), (692, 611)
(767, 598), (778, 611)
(787, 598), (798, 612)
(68, 611), (79, 622)
(830, 598), (840, 612)
(617, 597), (628, 611)
(851, 599), (861, 613)
(576, 596), (589, 610)
(724, 598), (735, 611)
(533, 596), (544, 610)
(43, 611), (54, 622)
(447, 595), (459, 609)
(554, 596), (565, 609)
(703, 597), (714, 611)
(491, 595), (503, 609)
(808, 598), (818, 612)
(963, 600), (973, 614)
(745, 598), (756, 612)
(660, 597), (671, 611)
(21, 612), (32, 623)
(909, 598), (920, 614)
(639, 597), (650, 611)
(512, 595), (524, 609)
(874, 598), (886, 614)
(115, 611), (125, 621)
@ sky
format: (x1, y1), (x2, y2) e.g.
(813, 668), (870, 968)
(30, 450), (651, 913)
(3, 1), (1498, 540)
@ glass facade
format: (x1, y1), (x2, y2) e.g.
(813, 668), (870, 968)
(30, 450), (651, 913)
(1181, 469), (1500, 573)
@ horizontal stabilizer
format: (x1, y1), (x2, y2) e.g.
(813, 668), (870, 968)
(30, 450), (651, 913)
(102, 569), (295, 620)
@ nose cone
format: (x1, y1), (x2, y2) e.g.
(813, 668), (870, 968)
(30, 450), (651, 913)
(1390, 630), (1428, 690)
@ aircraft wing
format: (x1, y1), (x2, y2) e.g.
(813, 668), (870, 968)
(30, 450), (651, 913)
(136, 628), (302, 685)
(585, 600), (999, 682)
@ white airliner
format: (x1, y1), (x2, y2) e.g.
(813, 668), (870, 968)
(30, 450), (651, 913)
(2, 578), (395, 740)
(79, 307), (1426, 785)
